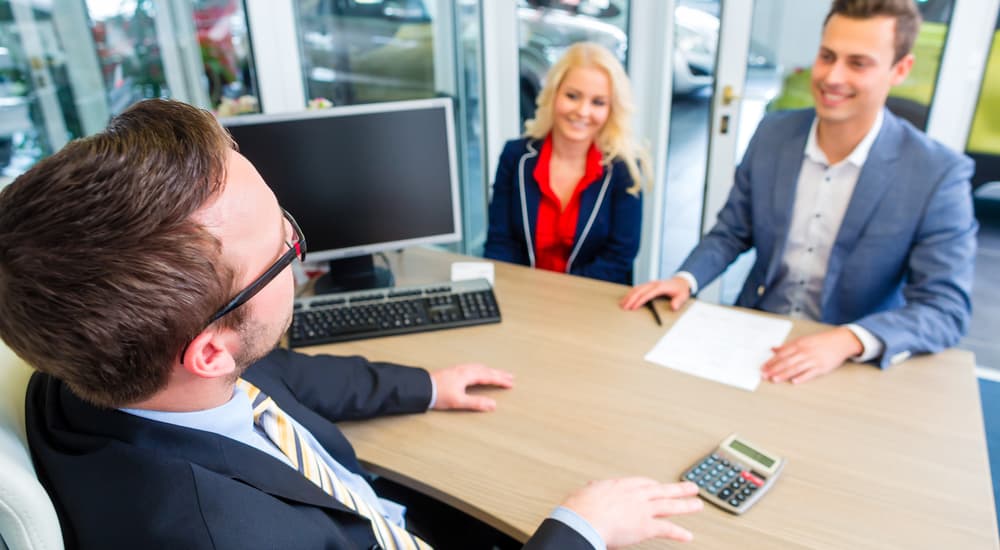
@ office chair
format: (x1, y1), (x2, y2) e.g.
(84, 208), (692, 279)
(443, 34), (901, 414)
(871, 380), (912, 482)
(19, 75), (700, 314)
(0, 342), (63, 550)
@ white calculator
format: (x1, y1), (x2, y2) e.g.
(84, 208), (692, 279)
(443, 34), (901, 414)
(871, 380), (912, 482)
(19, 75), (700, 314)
(680, 434), (785, 515)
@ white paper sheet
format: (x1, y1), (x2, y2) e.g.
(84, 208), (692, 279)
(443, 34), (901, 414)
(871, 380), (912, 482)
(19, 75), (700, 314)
(644, 301), (793, 391)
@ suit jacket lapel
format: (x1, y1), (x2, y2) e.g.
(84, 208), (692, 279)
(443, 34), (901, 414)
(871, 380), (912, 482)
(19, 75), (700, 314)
(820, 111), (902, 314)
(58, 381), (361, 518)
(520, 141), (542, 249)
(764, 116), (812, 284)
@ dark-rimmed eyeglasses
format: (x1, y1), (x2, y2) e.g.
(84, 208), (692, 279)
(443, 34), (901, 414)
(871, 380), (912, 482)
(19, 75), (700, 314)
(180, 209), (306, 364)
(206, 208), (307, 326)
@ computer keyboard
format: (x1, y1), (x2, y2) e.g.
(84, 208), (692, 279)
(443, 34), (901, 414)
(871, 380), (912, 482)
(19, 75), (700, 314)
(289, 278), (501, 347)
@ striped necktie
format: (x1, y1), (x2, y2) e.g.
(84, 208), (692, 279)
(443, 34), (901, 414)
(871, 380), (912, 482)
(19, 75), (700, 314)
(236, 379), (432, 550)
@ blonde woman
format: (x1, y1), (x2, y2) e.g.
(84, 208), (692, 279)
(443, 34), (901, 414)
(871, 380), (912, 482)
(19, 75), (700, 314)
(484, 42), (649, 284)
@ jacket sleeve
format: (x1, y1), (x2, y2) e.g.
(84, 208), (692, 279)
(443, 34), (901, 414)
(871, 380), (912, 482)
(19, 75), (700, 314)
(251, 348), (433, 421)
(484, 141), (531, 265)
(522, 518), (597, 550)
(854, 154), (977, 368)
(570, 165), (642, 284)
(677, 125), (763, 290)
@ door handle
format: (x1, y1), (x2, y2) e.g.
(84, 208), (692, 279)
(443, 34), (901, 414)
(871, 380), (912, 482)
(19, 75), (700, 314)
(722, 85), (741, 106)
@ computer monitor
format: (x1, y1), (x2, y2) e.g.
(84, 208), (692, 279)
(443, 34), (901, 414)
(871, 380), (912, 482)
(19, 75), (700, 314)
(222, 97), (462, 292)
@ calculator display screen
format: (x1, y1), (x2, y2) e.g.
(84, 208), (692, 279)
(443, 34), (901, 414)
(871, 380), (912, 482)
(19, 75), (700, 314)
(730, 440), (775, 468)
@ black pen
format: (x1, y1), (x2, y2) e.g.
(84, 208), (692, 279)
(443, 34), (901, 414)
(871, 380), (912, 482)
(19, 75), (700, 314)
(645, 300), (662, 326)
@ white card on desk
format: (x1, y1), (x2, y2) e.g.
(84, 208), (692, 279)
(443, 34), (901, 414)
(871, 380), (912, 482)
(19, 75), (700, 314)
(644, 301), (792, 391)
(451, 262), (495, 286)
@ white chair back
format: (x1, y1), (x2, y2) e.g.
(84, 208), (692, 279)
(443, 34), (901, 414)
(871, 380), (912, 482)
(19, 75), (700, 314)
(0, 343), (63, 550)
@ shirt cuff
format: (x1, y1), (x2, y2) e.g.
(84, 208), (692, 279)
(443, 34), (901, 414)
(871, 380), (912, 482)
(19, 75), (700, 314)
(549, 506), (606, 550)
(675, 271), (699, 295)
(427, 377), (437, 410)
(845, 324), (884, 363)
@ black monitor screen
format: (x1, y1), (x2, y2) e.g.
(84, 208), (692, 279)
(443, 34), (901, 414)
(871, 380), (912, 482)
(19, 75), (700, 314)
(223, 99), (460, 261)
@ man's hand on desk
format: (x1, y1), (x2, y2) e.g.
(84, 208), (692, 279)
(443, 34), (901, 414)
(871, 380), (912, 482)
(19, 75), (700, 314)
(761, 327), (863, 384)
(619, 276), (692, 312)
(430, 363), (514, 411)
(562, 478), (702, 547)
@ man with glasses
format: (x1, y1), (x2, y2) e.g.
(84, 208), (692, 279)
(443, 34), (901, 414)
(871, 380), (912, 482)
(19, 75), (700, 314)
(0, 99), (701, 549)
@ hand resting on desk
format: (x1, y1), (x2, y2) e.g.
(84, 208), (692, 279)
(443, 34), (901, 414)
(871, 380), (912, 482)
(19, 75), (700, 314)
(761, 326), (863, 385)
(562, 478), (703, 547)
(619, 276), (692, 312)
(430, 363), (514, 411)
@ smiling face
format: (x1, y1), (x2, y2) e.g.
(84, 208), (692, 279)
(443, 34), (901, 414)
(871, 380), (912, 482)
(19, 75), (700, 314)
(551, 66), (612, 147)
(811, 14), (913, 132)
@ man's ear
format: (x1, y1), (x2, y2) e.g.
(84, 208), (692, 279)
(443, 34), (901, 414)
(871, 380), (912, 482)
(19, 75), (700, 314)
(890, 53), (915, 86)
(181, 329), (240, 379)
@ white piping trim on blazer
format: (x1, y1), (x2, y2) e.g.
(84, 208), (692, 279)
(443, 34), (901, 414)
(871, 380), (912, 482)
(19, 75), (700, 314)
(517, 141), (540, 267)
(566, 165), (612, 273)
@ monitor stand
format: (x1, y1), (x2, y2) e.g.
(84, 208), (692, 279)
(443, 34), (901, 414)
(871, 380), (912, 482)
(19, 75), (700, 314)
(313, 254), (394, 295)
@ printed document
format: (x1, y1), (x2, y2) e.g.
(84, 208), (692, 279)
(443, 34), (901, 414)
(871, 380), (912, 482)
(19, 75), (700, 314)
(644, 301), (793, 391)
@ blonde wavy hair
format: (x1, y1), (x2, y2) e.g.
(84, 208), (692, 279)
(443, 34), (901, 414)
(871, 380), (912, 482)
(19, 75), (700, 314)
(524, 41), (650, 196)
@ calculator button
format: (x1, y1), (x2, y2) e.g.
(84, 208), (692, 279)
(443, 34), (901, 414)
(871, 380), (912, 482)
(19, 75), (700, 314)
(696, 479), (707, 487)
(729, 467), (742, 476)
(685, 472), (697, 481)
(719, 488), (733, 499)
(741, 488), (752, 497)
(730, 480), (742, 489)
(710, 454), (721, 461)
(721, 459), (730, 467)
(741, 471), (764, 487)
(736, 493), (746, 502)
(705, 456), (715, 464)
(729, 498), (741, 507)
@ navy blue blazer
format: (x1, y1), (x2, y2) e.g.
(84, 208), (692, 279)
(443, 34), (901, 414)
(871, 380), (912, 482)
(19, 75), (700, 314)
(484, 138), (642, 284)
(26, 349), (591, 549)
(680, 109), (977, 368)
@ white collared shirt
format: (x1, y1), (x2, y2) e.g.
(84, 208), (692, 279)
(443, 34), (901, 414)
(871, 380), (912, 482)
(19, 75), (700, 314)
(771, 111), (885, 361)
(680, 111), (885, 362)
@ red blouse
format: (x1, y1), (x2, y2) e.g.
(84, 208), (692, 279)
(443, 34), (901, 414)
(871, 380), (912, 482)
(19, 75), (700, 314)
(532, 135), (604, 274)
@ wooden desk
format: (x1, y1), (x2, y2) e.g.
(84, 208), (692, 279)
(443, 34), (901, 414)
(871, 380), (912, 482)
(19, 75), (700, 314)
(308, 248), (998, 549)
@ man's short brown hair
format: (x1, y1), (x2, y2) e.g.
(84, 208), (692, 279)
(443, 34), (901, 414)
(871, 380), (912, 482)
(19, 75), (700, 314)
(825, 0), (923, 63)
(0, 99), (244, 408)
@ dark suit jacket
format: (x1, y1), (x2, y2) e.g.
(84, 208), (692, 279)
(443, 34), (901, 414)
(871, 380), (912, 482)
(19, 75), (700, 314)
(484, 138), (642, 284)
(680, 108), (977, 367)
(26, 349), (592, 549)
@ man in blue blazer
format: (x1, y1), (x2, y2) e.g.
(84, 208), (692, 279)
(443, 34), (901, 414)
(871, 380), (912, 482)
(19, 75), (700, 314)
(1, 99), (702, 549)
(623, 0), (976, 383)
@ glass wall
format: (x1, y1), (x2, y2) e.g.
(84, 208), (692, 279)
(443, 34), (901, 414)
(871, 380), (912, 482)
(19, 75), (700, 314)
(294, 0), (436, 106)
(191, 0), (259, 115)
(516, 0), (631, 122)
(0, 0), (260, 185)
(0, 1), (78, 183)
